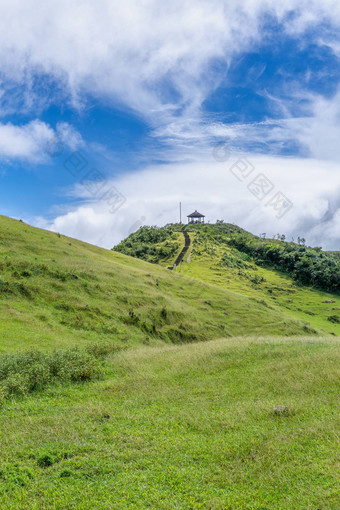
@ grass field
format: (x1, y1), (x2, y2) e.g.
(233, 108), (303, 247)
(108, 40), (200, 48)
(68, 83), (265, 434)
(0, 216), (339, 508)
(0, 336), (339, 509)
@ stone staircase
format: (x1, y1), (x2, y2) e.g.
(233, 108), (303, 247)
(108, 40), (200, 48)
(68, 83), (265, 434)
(168, 225), (191, 270)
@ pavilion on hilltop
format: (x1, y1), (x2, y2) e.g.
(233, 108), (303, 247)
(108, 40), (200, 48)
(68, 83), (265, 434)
(187, 210), (205, 224)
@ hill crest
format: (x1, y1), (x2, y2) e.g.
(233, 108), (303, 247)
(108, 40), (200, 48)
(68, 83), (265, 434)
(114, 222), (340, 336)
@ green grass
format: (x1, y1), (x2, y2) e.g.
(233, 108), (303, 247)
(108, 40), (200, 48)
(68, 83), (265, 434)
(179, 235), (340, 335)
(0, 216), (319, 353)
(143, 224), (340, 336)
(1, 216), (339, 508)
(0, 336), (339, 509)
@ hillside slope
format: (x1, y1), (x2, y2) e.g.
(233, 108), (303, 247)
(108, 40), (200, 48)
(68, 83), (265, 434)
(0, 216), (321, 352)
(114, 223), (340, 336)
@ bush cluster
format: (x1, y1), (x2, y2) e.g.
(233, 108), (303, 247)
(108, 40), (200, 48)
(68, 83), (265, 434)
(228, 234), (340, 293)
(219, 250), (250, 269)
(0, 348), (102, 403)
(113, 226), (180, 263)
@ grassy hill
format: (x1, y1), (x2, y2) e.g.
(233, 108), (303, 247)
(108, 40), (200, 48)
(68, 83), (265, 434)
(0, 216), (321, 354)
(114, 223), (340, 336)
(0, 216), (339, 508)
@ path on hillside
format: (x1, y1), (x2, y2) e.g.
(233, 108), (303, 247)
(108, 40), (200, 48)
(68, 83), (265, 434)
(168, 225), (191, 270)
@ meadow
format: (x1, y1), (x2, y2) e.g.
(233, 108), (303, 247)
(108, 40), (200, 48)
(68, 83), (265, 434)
(0, 336), (339, 509)
(0, 216), (318, 354)
(0, 216), (339, 508)
(115, 223), (340, 336)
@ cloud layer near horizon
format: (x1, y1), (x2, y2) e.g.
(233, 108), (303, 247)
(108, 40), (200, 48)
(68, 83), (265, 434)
(36, 155), (340, 251)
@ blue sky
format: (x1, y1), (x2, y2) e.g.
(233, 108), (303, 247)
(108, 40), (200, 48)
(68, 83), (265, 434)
(1, 1), (340, 248)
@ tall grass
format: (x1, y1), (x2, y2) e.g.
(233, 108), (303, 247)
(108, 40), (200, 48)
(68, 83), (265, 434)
(0, 347), (106, 403)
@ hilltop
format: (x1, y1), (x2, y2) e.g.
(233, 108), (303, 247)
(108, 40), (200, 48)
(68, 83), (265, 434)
(114, 222), (340, 336)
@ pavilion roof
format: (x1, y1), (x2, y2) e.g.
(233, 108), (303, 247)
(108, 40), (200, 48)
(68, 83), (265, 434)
(187, 210), (205, 218)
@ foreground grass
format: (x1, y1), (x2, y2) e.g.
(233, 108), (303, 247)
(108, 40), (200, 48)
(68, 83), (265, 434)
(0, 336), (338, 509)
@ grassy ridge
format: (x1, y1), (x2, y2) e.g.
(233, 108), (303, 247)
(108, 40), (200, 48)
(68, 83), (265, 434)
(114, 223), (340, 335)
(0, 336), (338, 509)
(0, 216), (317, 353)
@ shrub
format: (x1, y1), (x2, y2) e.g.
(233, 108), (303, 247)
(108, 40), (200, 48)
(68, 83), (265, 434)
(37, 453), (54, 468)
(327, 315), (340, 324)
(85, 342), (125, 359)
(228, 233), (340, 294)
(46, 349), (101, 382)
(0, 464), (33, 488)
(219, 251), (248, 269)
(113, 226), (179, 263)
(2, 373), (29, 396)
(249, 274), (266, 285)
(0, 347), (103, 403)
(160, 307), (168, 320)
(60, 469), (72, 478)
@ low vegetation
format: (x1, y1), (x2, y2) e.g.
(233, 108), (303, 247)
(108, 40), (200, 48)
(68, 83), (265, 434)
(114, 226), (181, 263)
(117, 222), (340, 294)
(0, 336), (338, 509)
(0, 346), (111, 403)
(0, 216), (339, 508)
(115, 222), (340, 335)
(228, 232), (340, 293)
(0, 216), (318, 353)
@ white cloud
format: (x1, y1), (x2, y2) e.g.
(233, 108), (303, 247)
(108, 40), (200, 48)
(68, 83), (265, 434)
(0, 120), (83, 162)
(0, 120), (54, 161)
(0, 0), (339, 121)
(286, 91), (340, 161)
(0, 0), (339, 162)
(38, 154), (340, 250)
(310, 209), (340, 246)
(56, 122), (85, 152)
(202, 85), (340, 164)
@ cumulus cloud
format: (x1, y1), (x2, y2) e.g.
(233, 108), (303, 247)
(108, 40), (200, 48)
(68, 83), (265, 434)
(287, 91), (340, 161)
(0, 120), (83, 162)
(1, 1), (340, 154)
(38, 154), (340, 250)
(0, 120), (52, 161)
